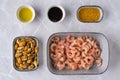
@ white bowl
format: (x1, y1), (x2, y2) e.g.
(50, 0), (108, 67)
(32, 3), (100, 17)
(48, 5), (65, 23)
(17, 5), (35, 23)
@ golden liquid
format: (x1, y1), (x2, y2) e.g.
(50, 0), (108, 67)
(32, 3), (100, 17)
(19, 7), (33, 22)
(78, 8), (100, 22)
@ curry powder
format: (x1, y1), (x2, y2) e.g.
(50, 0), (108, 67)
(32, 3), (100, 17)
(78, 8), (100, 22)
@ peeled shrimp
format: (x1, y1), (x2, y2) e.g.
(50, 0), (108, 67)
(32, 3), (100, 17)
(59, 56), (66, 62)
(50, 53), (58, 61)
(50, 35), (102, 70)
(66, 35), (71, 42)
(56, 61), (65, 70)
(73, 56), (81, 63)
(78, 62), (83, 69)
(66, 52), (75, 58)
(82, 45), (90, 53)
(96, 58), (102, 67)
(66, 35), (75, 43)
(76, 39), (82, 47)
(50, 43), (57, 52)
(51, 36), (60, 43)
(84, 56), (94, 65)
(69, 63), (78, 70)
(81, 60), (92, 70)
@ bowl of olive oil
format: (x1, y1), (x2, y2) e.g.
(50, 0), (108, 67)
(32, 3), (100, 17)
(17, 5), (35, 23)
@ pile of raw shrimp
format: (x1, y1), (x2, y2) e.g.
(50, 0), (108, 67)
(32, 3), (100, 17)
(50, 35), (102, 70)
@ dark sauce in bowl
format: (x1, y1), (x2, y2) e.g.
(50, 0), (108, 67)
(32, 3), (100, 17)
(48, 7), (63, 22)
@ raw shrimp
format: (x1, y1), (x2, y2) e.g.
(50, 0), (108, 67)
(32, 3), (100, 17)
(55, 49), (64, 54)
(77, 37), (84, 43)
(69, 63), (78, 70)
(50, 52), (64, 61)
(88, 48), (96, 56)
(75, 51), (81, 57)
(82, 35), (87, 41)
(69, 45), (76, 50)
(96, 58), (102, 67)
(50, 35), (102, 70)
(76, 39), (83, 47)
(82, 45), (90, 53)
(86, 37), (93, 44)
(81, 52), (86, 57)
(72, 39), (79, 46)
(91, 48), (101, 59)
(65, 58), (73, 63)
(66, 52), (75, 58)
(58, 39), (66, 46)
(51, 36), (60, 43)
(84, 56), (94, 65)
(77, 61), (83, 69)
(50, 43), (57, 52)
(95, 48), (101, 56)
(66, 35), (71, 42)
(73, 56), (81, 63)
(81, 60), (92, 70)
(50, 53), (59, 61)
(66, 35), (75, 43)
(91, 40), (99, 48)
(59, 56), (66, 62)
(81, 60), (88, 69)
(55, 61), (65, 70)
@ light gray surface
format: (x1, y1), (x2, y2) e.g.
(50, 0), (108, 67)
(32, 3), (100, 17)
(0, 0), (120, 80)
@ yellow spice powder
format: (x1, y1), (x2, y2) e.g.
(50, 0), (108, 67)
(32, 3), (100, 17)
(78, 8), (100, 22)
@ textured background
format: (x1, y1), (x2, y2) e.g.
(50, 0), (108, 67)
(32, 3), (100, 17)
(0, 0), (120, 80)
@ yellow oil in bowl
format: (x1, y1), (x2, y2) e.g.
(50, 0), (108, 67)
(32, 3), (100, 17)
(17, 6), (35, 23)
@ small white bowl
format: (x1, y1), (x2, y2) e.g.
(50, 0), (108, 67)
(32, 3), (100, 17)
(17, 5), (35, 23)
(48, 5), (65, 23)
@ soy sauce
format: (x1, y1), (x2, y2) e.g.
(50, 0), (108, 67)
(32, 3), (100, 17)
(48, 7), (63, 22)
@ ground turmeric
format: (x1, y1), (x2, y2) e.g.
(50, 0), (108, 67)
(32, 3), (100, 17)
(77, 7), (101, 22)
